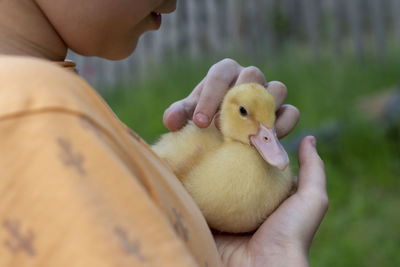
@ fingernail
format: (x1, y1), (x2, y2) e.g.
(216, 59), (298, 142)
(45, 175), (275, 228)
(310, 136), (317, 147)
(163, 108), (171, 118)
(195, 112), (209, 125)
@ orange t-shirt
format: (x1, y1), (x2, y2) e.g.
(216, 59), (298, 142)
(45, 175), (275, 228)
(0, 56), (222, 267)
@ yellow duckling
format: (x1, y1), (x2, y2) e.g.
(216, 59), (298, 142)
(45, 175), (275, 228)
(152, 120), (223, 179)
(153, 83), (293, 233)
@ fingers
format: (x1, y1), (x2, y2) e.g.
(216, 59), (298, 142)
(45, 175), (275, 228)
(235, 66), (267, 86)
(163, 98), (195, 131)
(249, 136), (327, 255)
(194, 62), (269, 128)
(163, 78), (205, 131)
(267, 82), (298, 138)
(164, 59), (296, 134)
(266, 81), (287, 111)
(193, 59), (242, 128)
(297, 136), (327, 200)
(275, 105), (300, 138)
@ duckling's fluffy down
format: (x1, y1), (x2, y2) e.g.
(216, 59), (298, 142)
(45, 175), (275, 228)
(183, 141), (292, 233)
(153, 121), (292, 233)
(152, 121), (223, 179)
(153, 83), (294, 233)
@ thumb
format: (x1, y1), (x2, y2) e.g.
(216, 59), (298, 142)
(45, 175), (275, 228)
(297, 136), (327, 199)
(296, 136), (329, 247)
(250, 136), (328, 254)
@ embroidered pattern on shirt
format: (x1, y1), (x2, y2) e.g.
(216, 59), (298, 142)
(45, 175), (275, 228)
(172, 208), (189, 242)
(2, 218), (36, 258)
(57, 137), (86, 176)
(114, 226), (145, 261)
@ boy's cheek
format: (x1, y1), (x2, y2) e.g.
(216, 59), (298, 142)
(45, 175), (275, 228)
(37, 0), (158, 59)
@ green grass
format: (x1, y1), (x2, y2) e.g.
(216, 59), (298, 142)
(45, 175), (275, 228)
(101, 45), (400, 266)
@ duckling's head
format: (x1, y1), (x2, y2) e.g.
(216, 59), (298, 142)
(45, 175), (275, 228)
(220, 83), (289, 170)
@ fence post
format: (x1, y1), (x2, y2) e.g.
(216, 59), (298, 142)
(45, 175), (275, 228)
(332, 0), (346, 57)
(369, 0), (387, 61)
(205, 0), (220, 55)
(391, 0), (400, 55)
(226, 0), (243, 52)
(187, 0), (200, 57)
(346, 0), (364, 61)
(303, 0), (322, 59)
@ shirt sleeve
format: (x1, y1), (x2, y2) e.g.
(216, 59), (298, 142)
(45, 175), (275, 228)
(0, 57), (201, 267)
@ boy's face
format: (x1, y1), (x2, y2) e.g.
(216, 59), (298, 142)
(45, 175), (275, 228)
(36, 0), (176, 60)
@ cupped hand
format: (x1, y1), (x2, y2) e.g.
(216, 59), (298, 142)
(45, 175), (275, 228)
(213, 136), (328, 267)
(163, 58), (326, 266)
(162, 58), (299, 138)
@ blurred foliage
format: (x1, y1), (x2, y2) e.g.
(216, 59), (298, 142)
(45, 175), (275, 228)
(101, 41), (400, 266)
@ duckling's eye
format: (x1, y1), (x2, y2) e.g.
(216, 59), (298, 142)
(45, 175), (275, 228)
(239, 106), (248, 116)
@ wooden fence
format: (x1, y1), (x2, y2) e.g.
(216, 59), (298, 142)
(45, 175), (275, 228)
(67, 0), (400, 89)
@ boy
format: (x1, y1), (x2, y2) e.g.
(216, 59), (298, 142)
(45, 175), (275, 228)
(0, 0), (328, 266)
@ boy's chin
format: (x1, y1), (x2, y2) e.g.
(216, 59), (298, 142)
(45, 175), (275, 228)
(100, 45), (138, 61)
(74, 40), (139, 61)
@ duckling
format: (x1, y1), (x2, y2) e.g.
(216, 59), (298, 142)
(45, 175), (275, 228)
(152, 120), (223, 179)
(153, 83), (293, 233)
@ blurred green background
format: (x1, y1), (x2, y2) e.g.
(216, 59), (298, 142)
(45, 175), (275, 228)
(100, 41), (400, 266)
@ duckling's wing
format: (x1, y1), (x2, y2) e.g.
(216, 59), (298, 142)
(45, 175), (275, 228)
(152, 121), (223, 180)
(183, 144), (293, 233)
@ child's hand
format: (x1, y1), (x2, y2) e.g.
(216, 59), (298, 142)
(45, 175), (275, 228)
(163, 58), (299, 138)
(214, 136), (328, 267)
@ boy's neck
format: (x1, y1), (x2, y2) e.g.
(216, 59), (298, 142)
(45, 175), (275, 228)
(0, 0), (67, 61)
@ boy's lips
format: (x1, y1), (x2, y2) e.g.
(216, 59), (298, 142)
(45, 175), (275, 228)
(150, 12), (162, 30)
(153, 5), (177, 15)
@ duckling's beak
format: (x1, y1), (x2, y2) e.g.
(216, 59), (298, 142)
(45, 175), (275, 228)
(249, 123), (289, 170)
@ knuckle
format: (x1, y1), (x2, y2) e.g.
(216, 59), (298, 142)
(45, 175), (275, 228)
(275, 81), (288, 91)
(307, 189), (329, 211)
(182, 98), (196, 114)
(206, 58), (242, 85)
(270, 81), (288, 98)
(241, 66), (265, 80)
(292, 105), (300, 118)
(282, 104), (300, 118)
(319, 194), (330, 211)
(287, 105), (300, 122)
(198, 94), (214, 107)
(242, 66), (262, 75)
(209, 58), (238, 74)
(315, 156), (325, 171)
(219, 58), (238, 67)
(207, 70), (230, 84)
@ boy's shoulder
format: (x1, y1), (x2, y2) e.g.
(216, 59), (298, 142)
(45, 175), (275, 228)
(0, 55), (96, 116)
(0, 55), (81, 86)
